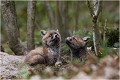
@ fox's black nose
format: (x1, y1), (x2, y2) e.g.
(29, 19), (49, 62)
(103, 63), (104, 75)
(55, 34), (57, 38)
(66, 37), (72, 41)
(52, 34), (59, 40)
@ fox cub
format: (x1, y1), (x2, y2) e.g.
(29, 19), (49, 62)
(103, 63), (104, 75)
(25, 30), (61, 66)
(65, 36), (90, 62)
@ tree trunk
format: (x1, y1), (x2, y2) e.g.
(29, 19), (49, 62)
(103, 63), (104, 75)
(56, 1), (69, 42)
(56, 1), (64, 41)
(63, 1), (70, 38)
(1, 1), (26, 55)
(1, 45), (4, 52)
(93, 19), (101, 55)
(45, 1), (56, 29)
(103, 19), (107, 46)
(75, 1), (79, 31)
(87, 0), (102, 55)
(27, 1), (36, 51)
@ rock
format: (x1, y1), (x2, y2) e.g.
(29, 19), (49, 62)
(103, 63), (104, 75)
(0, 52), (27, 79)
(30, 75), (41, 80)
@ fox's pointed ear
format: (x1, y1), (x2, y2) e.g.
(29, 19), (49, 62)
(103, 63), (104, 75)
(56, 29), (59, 32)
(40, 30), (47, 36)
(83, 36), (90, 42)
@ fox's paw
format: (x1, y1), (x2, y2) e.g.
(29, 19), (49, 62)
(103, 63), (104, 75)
(28, 67), (36, 75)
(55, 61), (62, 68)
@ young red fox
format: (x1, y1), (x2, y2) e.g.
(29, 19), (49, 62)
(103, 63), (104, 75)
(65, 36), (90, 62)
(25, 30), (61, 66)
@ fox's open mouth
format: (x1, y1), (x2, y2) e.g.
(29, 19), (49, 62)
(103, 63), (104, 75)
(51, 37), (60, 43)
(65, 39), (74, 46)
(54, 39), (59, 43)
(65, 38), (70, 43)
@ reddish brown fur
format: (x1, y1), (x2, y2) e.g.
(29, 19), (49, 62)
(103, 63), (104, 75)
(73, 36), (86, 47)
(65, 36), (90, 62)
(25, 30), (61, 66)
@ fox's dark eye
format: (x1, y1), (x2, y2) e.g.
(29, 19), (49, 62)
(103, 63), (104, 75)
(73, 37), (77, 41)
(73, 37), (75, 39)
(69, 38), (72, 41)
(49, 34), (52, 37)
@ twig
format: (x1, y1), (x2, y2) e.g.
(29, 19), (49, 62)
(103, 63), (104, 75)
(93, 29), (98, 55)
(87, 1), (94, 17)
(103, 19), (107, 45)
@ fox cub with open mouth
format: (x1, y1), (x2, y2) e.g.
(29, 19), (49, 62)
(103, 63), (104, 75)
(65, 36), (90, 62)
(25, 30), (61, 66)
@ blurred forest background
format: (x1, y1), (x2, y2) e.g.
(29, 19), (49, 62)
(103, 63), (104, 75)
(0, 1), (119, 79)
(1, 1), (119, 54)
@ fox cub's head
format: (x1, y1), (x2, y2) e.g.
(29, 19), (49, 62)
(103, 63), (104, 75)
(41, 30), (61, 47)
(65, 36), (90, 49)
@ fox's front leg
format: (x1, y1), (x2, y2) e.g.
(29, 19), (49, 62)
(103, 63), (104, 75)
(57, 50), (61, 62)
(70, 50), (73, 63)
(55, 50), (62, 67)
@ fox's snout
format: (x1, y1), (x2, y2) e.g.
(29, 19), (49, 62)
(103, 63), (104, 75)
(65, 37), (72, 42)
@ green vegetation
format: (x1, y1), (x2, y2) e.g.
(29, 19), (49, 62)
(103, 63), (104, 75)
(2, 1), (119, 54)
(1, 1), (119, 79)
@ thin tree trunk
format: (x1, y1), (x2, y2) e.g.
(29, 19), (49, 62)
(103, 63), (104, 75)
(63, 1), (69, 37)
(45, 1), (56, 29)
(75, 1), (79, 31)
(1, 1), (26, 55)
(56, 1), (69, 42)
(56, 1), (64, 41)
(87, 0), (102, 55)
(55, 1), (58, 30)
(1, 45), (4, 52)
(103, 19), (107, 46)
(93, 20), (101, 55)
(27, 1), (36, 51)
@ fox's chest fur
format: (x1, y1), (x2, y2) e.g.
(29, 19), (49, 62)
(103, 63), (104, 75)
(48, 47), (59, 55)
(47, 47), (60, 64)
(71, 48), (88, 59)
(65, 36), (90, 62)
